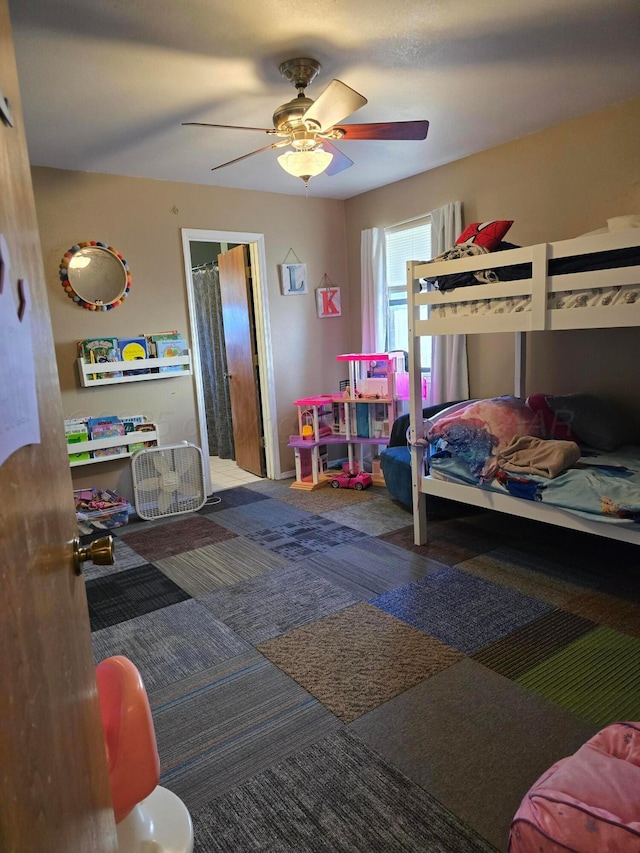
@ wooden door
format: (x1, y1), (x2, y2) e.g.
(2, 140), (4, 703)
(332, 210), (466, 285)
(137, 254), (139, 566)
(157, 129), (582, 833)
(218, 245), (265, 477)
(0, 4), (116, 851)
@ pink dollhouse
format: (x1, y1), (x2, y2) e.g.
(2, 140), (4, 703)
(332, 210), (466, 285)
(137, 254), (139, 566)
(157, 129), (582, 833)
(288, 352), (423, 490)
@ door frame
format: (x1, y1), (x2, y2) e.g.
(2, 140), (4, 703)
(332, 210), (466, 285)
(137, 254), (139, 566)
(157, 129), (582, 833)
(181, 228), (278, 492)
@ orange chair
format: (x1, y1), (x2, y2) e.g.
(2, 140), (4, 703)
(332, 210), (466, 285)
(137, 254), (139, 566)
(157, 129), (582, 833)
(96, 655), (194, 853)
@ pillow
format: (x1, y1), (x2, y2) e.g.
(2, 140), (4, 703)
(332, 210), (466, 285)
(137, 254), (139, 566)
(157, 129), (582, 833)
(525, 393), (575, 441)
(546, 393), (636, 452)
(455, 220), (513, 251)
(579, 215), (640, 237)
(607, 214), (640, 231)
(427, 395), (546, 483)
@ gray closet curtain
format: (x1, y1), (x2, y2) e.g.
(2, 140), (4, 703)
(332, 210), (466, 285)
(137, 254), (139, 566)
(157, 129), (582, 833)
(192, 265), (235, 459)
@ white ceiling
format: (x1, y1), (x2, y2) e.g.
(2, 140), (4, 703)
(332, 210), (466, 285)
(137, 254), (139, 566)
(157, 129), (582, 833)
(9, 0), (640, 200)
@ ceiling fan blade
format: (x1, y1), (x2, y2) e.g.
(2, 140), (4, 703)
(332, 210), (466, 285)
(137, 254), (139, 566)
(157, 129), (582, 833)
(333, 120), (429, 141)
(321, 141), (353, 176)
(211, 141), (287, 171)
(303, 79), (367, 131)
(183, 122), (273, 133)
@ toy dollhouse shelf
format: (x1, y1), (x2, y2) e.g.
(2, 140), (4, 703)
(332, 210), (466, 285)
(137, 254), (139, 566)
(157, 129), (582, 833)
(288, 353), (411, 491)
(76, 353), (192, 387)
(68, 430), (158, 467)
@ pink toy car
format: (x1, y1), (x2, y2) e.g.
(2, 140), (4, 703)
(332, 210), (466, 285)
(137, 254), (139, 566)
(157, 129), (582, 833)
(330, 470), (373, 491)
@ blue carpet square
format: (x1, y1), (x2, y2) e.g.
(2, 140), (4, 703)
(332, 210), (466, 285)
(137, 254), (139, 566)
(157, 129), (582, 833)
(86, 563), (191, 631)
(372, 567), (553, 654)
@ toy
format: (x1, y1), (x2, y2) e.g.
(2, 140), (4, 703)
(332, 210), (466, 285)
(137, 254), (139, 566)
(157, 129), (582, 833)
(330, 463), (373, 491)
(288, 353), (421, 491)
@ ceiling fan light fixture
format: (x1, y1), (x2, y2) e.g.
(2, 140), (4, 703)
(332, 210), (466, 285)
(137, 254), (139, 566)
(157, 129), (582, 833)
(277, 148), (333, 185)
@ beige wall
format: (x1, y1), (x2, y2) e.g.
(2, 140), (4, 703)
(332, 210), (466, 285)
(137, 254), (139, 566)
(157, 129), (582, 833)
(345, 97), (640, 422)
(33, 169), (350, 499)
(33, 96), (640, 503)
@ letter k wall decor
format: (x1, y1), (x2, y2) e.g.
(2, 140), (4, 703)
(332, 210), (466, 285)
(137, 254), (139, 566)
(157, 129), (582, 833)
(316, 274), (341, 318)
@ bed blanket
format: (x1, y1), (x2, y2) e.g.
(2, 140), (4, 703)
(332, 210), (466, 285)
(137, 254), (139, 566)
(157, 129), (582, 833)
(420, 243), (498, 292)
(497, 435), (581, 479)
(429, 445), (640, 525)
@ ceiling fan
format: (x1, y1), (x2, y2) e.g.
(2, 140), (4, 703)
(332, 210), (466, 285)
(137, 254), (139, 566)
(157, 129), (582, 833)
(183, 57), (429, 186)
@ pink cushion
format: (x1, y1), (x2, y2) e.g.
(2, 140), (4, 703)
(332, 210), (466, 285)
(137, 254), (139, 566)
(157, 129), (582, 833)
(525, 393), (575, 441)
(509, 722), (640, 852)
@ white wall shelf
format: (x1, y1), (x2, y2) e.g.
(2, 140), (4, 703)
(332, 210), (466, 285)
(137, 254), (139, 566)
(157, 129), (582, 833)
(68, 431), (158, 468)
(76, 353), (192, 387)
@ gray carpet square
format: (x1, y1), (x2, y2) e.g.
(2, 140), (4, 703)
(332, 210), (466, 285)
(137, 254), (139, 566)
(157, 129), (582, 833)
(467, 541), (607, 594)
(198, 485), (271, 512)
(92, 599), (250, 691)
(150, 651), (342, 811)
(244, 478), (297, 497)
(86, 563), (191, 630)
(247, 515), (366, 560)
(200, 564), (359, 643)
(455, 550), (586, 608)
(321, 498), (413, 535)
(83, 536), (149, 580)
(213, 498), (313, 535)
(349, 658), (597, 851)
(155, 537), (290, 596)
(379, 517), (502, 566)
(303, 538), (449, 599)
(191, 728), (497, 852)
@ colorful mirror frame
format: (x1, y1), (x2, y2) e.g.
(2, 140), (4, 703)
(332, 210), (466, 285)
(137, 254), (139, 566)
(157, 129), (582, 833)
(59, 241), (131, 310)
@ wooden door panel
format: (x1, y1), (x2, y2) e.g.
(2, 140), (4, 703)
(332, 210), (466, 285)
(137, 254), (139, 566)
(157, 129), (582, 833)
(0, 3), (116, 850)
(218, 245), (264, 477)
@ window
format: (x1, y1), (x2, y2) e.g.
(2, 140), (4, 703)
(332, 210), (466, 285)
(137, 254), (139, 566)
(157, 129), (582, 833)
(384, 216), (432, 370)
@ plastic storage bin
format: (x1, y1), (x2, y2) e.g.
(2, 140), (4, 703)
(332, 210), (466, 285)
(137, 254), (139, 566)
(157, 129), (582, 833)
(74, 488), (131, 531)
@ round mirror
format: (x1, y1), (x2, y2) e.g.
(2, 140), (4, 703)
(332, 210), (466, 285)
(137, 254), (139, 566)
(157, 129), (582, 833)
(59, 241), (131, 310)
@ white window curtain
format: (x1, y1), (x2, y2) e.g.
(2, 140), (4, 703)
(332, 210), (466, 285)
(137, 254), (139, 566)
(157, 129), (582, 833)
(360, 227), (387, 352)
(429, 202), (470, 404)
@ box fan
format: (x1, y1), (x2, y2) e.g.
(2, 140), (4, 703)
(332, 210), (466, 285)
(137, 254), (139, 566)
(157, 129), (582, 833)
(131, 442), (207, 520)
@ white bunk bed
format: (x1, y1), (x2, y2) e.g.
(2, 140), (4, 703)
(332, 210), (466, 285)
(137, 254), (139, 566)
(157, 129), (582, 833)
(406, 228), (640, 547)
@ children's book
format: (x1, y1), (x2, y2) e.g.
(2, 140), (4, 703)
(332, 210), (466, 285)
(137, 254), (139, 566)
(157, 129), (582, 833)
(121, 416), (148, 452)
(145, 331), (180, 357)
(156, 338), (188, 373)
(91, 420), (126, 458)
(67, 431), (91, 462)
(135, 422), (158, 449)
(118, 337), (149, 376)
(81, 338), (121, 379)
(64, 419), (88, 437)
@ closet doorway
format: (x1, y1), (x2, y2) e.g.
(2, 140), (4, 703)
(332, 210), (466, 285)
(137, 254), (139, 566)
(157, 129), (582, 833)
(181, 229), (278, 494)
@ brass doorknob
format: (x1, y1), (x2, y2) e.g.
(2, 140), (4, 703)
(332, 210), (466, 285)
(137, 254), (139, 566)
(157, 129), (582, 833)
(73, 535), (114, 576)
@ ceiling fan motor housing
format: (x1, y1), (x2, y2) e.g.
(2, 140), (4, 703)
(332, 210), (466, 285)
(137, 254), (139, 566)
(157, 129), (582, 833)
(272, 95), (315, 133)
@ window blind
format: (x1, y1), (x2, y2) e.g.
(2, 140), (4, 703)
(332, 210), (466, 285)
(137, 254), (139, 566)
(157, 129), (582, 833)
(385, 216), (432, 290)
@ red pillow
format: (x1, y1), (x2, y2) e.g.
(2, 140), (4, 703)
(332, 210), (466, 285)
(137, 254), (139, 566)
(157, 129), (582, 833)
(526, 393), (575, 441)
(455, 220), (513, 250)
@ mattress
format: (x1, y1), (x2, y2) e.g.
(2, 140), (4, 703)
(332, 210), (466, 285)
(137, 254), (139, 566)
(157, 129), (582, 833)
(428, 445), (640, 527)
(429, 284), (640, 320)
(422, 243), (640, 319)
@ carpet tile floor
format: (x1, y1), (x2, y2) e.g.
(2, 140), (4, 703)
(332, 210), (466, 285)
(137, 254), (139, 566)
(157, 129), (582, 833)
(87, 479), (640, 852)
